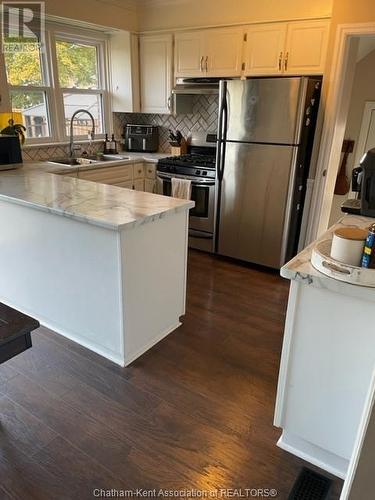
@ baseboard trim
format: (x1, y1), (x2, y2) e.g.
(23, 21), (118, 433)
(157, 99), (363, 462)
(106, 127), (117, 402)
(277, 431), (348, 480)
(124, 321), (181, 366)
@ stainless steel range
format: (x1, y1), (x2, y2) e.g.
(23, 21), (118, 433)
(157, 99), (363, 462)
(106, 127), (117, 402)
(157, 132), (217, 252)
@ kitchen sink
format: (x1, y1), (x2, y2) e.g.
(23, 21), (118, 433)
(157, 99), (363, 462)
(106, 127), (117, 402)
(48, 154), (131, 167)
(48, 157), (97, 167)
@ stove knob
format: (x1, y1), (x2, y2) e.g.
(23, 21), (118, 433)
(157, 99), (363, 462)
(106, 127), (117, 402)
(195, 170), (201, 175)
(202, 171), (207, 176)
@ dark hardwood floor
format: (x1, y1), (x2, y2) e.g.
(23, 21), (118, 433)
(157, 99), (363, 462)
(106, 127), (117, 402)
(0, 250), (343, 499)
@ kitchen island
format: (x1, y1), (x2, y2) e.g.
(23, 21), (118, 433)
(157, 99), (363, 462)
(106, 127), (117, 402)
(0, 160), (193, 366)
(274, 214), (375, 480)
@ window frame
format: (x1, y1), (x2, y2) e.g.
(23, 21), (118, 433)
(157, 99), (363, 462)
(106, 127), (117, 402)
(1, 21), (111, 145)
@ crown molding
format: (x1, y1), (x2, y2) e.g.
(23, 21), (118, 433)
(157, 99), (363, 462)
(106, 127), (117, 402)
(137, 0), (189, 7)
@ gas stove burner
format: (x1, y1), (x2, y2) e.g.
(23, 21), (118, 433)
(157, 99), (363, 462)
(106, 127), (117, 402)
(162, 153), (216, 170)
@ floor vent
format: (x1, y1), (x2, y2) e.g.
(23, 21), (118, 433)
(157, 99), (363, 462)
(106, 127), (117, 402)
(288, 467), (332, 500)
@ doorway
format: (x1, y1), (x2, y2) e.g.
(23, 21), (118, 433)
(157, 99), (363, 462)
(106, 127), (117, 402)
(306, 24), (375, 241)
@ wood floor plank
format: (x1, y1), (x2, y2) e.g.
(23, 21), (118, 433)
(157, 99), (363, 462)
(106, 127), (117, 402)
(0, 440), (69, 500)
(0, 249), (343, 499)
(33, 436), (128, 498)
(0, 394), (57, 457)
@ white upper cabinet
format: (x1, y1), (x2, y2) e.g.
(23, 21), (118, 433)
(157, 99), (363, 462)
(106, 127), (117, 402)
(283, 20), (330, 75)
(174, 31), (204, 77)
(205, 28), (244, 77)
(175, 27), (243, 77)
(139, 34), (173, 114)
(243, 23), (287, 76)
(109, 32), (140, 113)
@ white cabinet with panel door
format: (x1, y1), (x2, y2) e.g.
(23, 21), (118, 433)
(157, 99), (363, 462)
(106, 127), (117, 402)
(243, 23), (287, 76)
(205, 27), (244, 77)
(175, 27), (243, 78)
(242, 19), (329, 77)
(144, 163), (156, 193)
(144, 179), (156, 193)
(283, 20), (330, 75)
(174, 31), (204, 77)
(139, 34), (173, 114)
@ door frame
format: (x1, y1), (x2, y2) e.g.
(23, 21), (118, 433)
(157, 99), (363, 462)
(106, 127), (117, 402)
(354, 100), (375, 166)
(306, 23), (375, 243)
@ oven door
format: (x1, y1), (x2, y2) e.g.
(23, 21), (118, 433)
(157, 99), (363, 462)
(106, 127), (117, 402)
(156, 172), (216, 234)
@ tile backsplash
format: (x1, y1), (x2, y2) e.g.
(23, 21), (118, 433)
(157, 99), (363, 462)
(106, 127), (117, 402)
(22, 141), (104, 162)
(20, 94), (218, 161)
(114, 94), (219, 153)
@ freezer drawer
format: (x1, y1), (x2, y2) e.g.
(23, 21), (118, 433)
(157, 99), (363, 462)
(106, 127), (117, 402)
(217, 142), (298, 268)
(222, 78), (307, 144)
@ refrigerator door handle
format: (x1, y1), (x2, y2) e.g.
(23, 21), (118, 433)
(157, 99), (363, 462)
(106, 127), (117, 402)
(217, 82), (228, 182)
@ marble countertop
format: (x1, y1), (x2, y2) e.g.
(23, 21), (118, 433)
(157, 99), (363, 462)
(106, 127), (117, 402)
(0, 155), (194, 231)
(281, 214), (375, 297)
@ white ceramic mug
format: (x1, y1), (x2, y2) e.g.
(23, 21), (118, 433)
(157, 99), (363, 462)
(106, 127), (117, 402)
(330, 227), (368, 267)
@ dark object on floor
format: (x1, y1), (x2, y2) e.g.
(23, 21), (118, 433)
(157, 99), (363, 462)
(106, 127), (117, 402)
(288, 467), (332, 500)
(0, 302), (39, 364)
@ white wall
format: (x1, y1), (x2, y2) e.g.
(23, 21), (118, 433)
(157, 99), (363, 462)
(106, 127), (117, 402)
(137, 0), (333, 31)
(329, 47), (375, 226)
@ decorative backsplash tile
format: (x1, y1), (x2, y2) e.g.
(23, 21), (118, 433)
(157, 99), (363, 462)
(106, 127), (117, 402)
(114, 94), (219, 153)
(20, 95), (218, 161)
(22, 141), (104, 162)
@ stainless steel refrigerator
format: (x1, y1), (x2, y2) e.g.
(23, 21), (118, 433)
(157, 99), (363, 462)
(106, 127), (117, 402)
(215, 76), (322, 268)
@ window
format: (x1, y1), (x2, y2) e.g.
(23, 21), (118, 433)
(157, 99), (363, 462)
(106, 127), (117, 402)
(4, 48), (51, 139)
(1, 24), (109, 144)
(55, 38), (104, 136)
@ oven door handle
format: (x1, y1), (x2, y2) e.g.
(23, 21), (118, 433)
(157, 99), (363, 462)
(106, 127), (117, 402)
(157, 173), (216, 186)
(189, 229), (214, 239)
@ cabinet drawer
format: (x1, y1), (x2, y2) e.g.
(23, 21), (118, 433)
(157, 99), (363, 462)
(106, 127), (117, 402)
(145, 163), (156, 179)
(133, 163), (145, 179)
(115, 180), (134, 190)
(78, 164), (133, 185)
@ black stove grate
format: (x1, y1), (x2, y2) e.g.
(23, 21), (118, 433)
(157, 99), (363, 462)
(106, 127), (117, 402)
(288, 468), (332, 500)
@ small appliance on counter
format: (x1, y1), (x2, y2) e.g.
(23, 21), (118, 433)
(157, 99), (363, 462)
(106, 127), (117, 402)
(342, 148), (375, 216)
(124, 124), (158, 152)
(0, 134), (22, 169)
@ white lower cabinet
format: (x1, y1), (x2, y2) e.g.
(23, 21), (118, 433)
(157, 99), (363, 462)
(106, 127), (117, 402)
(133, 179), (144, 191)
(69, 161), (157, 192)
(144, 179), (156, 193)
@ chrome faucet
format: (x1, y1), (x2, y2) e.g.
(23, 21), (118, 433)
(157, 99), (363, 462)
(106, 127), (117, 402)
(69, 109), (95, 158)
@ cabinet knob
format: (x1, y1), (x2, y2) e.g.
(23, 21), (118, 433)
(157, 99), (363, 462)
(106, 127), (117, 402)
(278, 52), (283, 71)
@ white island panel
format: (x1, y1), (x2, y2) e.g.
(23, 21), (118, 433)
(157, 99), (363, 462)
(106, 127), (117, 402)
(120, 210), (188, 365)
(0, 200), (124, 364)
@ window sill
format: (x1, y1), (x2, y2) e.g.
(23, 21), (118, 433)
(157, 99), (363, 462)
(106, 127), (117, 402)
(23, 139), (105, 149)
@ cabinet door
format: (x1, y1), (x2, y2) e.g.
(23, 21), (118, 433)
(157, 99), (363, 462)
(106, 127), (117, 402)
(205, 27), (244, 77)
(139, 34), (173, 114)
(145, 163), (156, 179)
(284, 20), (330, 75)
(144, 179), (155, 193)
(133, 179), (144, 191)
(133, 163), (145, 179)
(174, 31), (205, 77)
(243, 23), (287, 76)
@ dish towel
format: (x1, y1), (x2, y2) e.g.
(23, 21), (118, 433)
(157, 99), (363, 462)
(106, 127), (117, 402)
(171, 177), (192, 200)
